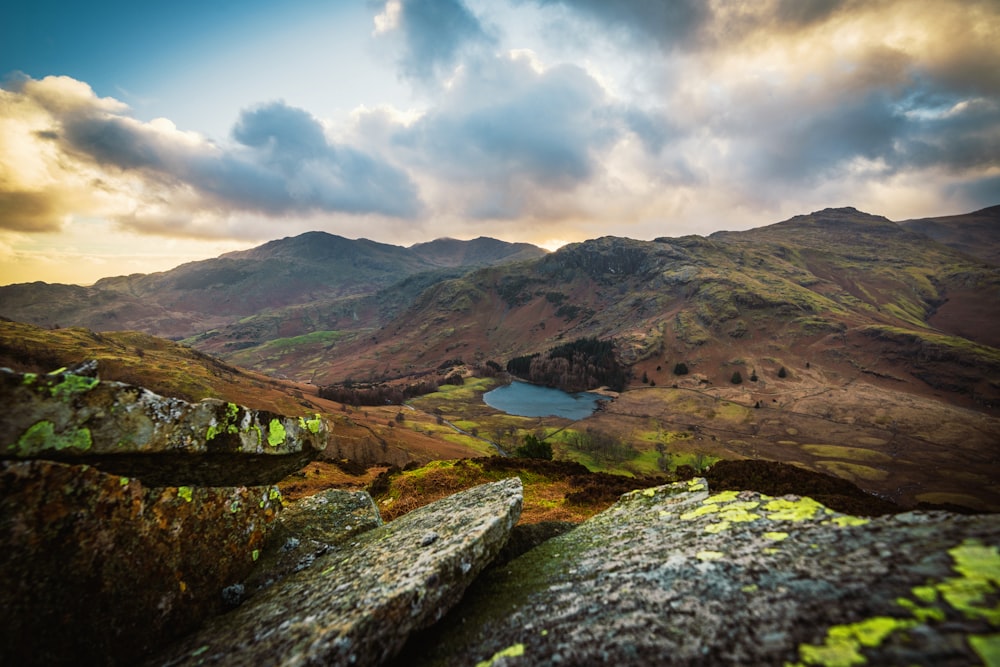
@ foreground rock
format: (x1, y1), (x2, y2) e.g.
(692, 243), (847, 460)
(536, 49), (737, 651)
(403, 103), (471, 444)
(0, 460), (283, 665)
(1, 366), (327, 485)
(242, 488), (385, 601)
(409, 479), (1000, 666)
(153, 477), (523, 666)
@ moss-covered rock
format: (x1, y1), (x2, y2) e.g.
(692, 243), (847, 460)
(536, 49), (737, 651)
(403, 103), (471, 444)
(0, 459), (282, 665)
(1, 366), (326, 485)
(407, 479), (1000, 666)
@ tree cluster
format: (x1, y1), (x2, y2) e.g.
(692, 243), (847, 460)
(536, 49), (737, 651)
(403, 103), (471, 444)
(506, 337), (628, 392)
(515, 434), (553, 460)
(567, 428), (637, 464)
(319, 378), (441, 407)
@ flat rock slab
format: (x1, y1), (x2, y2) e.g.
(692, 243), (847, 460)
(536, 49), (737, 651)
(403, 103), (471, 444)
(153, 477), (523, 667)
(1, 367), (326, 485)
(0, 459), (283, 666)
(411, 479), (1000, 666)
(244, 489), (385, 600)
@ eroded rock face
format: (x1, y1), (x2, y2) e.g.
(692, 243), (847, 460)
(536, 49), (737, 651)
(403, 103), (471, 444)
(1, 367), (326, 485)
(411, 479), (1000, 666)
(153, 477), (523, 667)
(0, 459), (282, 666)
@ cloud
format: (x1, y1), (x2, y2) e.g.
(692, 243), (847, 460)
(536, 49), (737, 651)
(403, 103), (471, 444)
(386, 51), (632, 219)
(530, 0), (711, 50)
(372, 0), (495, 83)
(0, 76), (424, 238)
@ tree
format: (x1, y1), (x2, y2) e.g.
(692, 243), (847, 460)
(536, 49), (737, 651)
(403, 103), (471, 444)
(515, 434), (553, 460)
(673, 362), (689, 376)
(749, 369), (758, 382)
(777, 366), (788, 378)
(731, 371), (743, 384)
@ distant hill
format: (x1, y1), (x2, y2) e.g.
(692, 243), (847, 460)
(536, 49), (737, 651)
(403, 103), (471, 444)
(898, 205), (1000, 266)
(409, 237), (544, 267)
(0, 233), (546, 339)
(312, 207), (1000, 410)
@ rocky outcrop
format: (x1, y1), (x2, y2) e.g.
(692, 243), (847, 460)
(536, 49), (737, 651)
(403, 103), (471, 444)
(0, 365), (331, 665)
(0, 460), (283, 665)
(153, 477), (523, 666)
(408, 479), (1000, 666)
(1, 366), (327, 485)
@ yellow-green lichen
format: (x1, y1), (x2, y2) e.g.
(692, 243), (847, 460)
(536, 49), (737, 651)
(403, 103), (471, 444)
(798, 616), (916, 667)
(911, 586), (937, 604)
(268, 487), (282, 501)
(895, 597), (945, 623)
(252, 549), (260, 562)
(828, 516), (870, 528)
(207, 403), (241, 441)
(15, 420), (92, 454)
(687, 479), (707, 492)
(696, 550), (725, 561)
(119, 476), (129, 487)
(969, 634), (1000, 667)
(764, 531), (789, 541)
(49, 373), (99, 400)
(680, 504), (721, 520)
(299, 414), (323, 434)
(937, 540), (1000, 625)
(801, 538), (1000, 666)
(476, 643), (525, 667)
(763, 496), (826, 522)
(705, 490), (740, 504)
(267, 419), (286, 447)
(178, 486), (193, 502)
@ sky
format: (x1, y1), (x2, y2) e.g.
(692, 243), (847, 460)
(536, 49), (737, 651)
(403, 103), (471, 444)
(2, 0), (999, 286)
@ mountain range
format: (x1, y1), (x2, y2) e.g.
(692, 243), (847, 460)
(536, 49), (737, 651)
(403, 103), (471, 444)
(2, 205), (999, 510)
(2, 206), (999, 397)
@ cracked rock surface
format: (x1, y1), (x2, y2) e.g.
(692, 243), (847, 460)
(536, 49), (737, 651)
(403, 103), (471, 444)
(153, 477), (523, 667)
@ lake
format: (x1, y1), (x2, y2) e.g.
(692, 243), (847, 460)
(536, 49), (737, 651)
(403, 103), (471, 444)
(483, 381), (605, 420)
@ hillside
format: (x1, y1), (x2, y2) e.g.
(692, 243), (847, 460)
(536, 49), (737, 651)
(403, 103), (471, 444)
(899, 204), (1000, 266)
(0, 234), (546, 341)
(311, 208), (1000, 402)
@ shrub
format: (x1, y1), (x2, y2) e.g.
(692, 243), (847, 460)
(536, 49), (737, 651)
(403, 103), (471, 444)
(777, 366), (788, 378)
(731, 371), (743, 384)
(673, 362), (689, 375)
(515, 434), (553, 460)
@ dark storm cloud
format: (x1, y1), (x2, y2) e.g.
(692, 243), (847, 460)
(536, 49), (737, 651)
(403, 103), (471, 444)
(375, 0), (496, 82)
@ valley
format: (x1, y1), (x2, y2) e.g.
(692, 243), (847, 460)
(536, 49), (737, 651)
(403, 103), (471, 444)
(2, 206), (999, 512)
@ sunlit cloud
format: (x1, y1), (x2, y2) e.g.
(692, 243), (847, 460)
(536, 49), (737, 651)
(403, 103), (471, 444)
(1, 0), (998, 285)
(0, 75), (424, 242)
